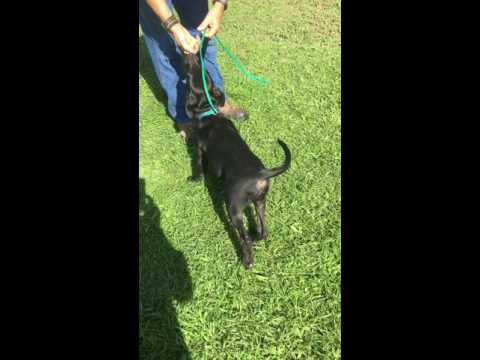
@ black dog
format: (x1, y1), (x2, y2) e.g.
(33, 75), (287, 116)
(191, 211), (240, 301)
(183, 53), (291, 269)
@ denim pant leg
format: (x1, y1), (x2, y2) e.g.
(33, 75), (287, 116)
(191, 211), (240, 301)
(139, 0), (225, 124)
(139, 0), (189, 123)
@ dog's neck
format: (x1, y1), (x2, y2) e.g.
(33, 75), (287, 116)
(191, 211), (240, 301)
(197, 109), (217, 120)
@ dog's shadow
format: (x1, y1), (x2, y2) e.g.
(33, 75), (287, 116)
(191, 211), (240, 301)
(185, 143), (257, 264)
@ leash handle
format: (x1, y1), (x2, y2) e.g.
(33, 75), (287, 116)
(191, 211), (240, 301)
(214, 35), (270, 86)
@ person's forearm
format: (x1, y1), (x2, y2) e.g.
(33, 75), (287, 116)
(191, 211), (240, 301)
(212, 0), (228, 11)
(146, 0), (200, 53)
(212, 1), (226, 12)
(146, 0), (174, 23)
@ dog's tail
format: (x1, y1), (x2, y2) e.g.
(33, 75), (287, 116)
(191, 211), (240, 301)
(258, 139), (291, 180)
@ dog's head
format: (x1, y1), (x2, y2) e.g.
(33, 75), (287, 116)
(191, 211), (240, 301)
(183, 53), (225, 120)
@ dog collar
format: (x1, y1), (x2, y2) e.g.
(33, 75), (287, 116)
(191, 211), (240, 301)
(198, 109), (217, 120)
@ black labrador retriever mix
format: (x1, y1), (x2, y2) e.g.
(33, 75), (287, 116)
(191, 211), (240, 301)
(183, 53), (291, 269)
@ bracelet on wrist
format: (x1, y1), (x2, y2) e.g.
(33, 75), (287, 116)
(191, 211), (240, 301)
(162, 15), (180, 32)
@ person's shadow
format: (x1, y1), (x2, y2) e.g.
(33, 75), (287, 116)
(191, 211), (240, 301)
(139, 178), (193, 360)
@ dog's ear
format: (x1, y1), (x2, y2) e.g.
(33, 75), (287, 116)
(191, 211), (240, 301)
(185, 105), (194, 120)
(181, 53), (199, 73)
(212, 86), (226, 107)
(185, 85), (197, 119)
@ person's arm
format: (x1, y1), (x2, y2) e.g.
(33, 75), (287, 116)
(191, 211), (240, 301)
(197, 0), (227, 38)
(146, 0), (199, 53)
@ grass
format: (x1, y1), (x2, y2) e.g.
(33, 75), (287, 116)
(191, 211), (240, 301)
(139, 1), (341, 359)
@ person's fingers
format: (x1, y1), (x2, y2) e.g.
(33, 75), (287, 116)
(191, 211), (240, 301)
(207, 23), (220, 38)
(181, 32), (199, 53)
(193, 35), (200, 53)
(179, 40), (193, 53)
(190, 34), (201, 53)
(184, 42), (197, 54)
(197, 16), (210, 32)
(207, 23), (219, 38)
(190, 40), (199, 54)
(204, 24), (214, 38)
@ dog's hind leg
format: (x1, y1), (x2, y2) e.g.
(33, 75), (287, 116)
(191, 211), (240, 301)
(254, 196), (267, 240)
(227, 201), (254, 269)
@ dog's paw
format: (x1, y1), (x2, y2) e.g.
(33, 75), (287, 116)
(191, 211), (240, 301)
(187, 175), (204, 183)
(255, 229), (268, 241)
(243, 261), (253, 270)
(242, 255), (254, 269)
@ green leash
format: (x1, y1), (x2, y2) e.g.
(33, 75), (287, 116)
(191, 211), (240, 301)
(198, 31), (270, 117)
(199, 31), (218, 116)
(214, 35), (271, 86)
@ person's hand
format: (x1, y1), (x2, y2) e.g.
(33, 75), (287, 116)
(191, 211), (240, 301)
(196, 2), (225, 38)
(170, 23), (200, 54)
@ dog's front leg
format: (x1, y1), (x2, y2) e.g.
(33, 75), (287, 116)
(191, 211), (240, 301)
(188, 142), (204, 182)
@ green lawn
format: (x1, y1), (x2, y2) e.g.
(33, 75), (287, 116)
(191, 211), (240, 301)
(139, 1), (341, 359)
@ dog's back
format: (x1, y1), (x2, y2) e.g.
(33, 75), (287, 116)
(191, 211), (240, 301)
(196, 116), (266, 181)
(195, 114), (291, 202)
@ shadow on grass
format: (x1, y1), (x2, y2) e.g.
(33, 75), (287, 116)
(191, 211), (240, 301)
(139, 178), (192, 360)
(184, 144), (258, 266)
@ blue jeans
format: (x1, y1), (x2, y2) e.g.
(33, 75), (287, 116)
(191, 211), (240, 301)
(139, 0), (225, 124)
